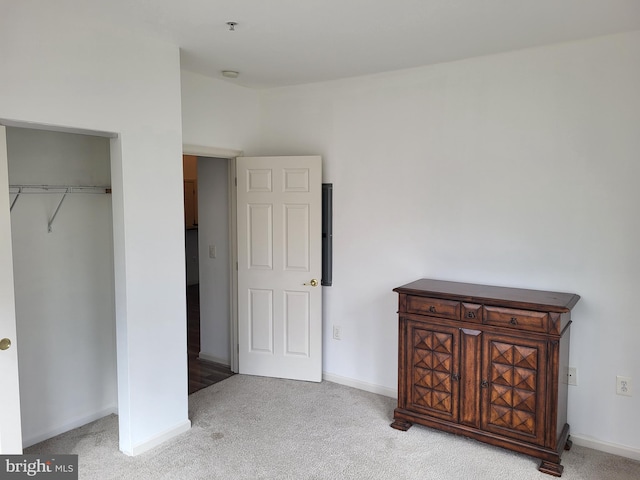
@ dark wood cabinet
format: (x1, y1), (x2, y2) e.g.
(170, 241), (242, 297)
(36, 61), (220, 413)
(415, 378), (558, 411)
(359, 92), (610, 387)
(392, 279), (580, 477)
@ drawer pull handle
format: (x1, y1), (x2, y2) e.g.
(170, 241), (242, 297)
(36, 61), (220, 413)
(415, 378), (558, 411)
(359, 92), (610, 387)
(481, 380), (489, 388)
(429, 306), (436, 313)
(510, 317), (518, 325)
(466, 311), (476, 319)
(452, 373), (460, 381)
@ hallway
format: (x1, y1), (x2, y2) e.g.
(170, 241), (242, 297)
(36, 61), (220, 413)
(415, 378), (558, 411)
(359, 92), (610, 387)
(187, 284), (234, 394)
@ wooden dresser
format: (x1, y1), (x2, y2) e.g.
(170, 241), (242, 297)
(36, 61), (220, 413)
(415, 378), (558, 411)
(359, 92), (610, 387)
(391, 279), (580, 476)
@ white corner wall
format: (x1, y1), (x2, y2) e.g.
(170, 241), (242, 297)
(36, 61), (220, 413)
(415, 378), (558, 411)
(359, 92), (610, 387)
(180, 71), (261, 151)
(1, 5), (189, 454)
(6, 128), (117, 447)
(251, 32), (640, 456)
(197, 158), (231, 365)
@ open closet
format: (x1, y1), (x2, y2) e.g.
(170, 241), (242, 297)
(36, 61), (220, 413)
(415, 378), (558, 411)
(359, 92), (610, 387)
(6, 127), (117, 448)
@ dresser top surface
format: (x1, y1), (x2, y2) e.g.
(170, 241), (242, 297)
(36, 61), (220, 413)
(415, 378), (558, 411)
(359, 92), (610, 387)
(394, 278), (580, 312)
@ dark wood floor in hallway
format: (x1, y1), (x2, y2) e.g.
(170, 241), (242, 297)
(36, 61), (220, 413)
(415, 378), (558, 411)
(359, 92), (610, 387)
(187, 284), (234, 394)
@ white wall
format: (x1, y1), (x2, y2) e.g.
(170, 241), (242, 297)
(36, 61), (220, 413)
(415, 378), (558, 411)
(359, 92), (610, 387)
(0, 3), (189, 454)
(180, 71), (261, 151)
(6, 128), (117, 447)
(197, 158), (231, 365)
(250, 32), (640, 455)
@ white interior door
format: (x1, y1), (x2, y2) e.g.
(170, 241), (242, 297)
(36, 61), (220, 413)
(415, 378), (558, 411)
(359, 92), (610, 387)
(237, 156), (322, 382)
(0, 126), (23, 453)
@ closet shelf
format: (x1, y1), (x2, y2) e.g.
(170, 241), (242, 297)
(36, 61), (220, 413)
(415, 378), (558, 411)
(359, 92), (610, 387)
(9, 184), (112, 232)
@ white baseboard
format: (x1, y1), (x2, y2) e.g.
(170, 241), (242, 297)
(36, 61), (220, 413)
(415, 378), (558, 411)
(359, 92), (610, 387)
(571, 434), (640, 462)
(322, 372), (397, 399)
(22, 405), (118, 448)
(123, 419), (191, 456)
(198, 352), (230, 366)
(322, 373), (640, 462)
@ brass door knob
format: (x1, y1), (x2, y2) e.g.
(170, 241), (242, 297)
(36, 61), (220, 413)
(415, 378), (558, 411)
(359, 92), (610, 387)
(0, 338), (11, 351)
(304, 279), (319, 287)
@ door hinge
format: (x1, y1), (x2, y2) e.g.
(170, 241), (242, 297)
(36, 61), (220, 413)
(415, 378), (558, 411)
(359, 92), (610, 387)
(236, 261), (238, 270)
(235, 177), (237, 186)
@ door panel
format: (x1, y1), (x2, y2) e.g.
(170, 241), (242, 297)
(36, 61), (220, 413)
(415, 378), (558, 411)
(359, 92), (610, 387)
(248, 204), (273, 269)
(0, 126), (23, 453)
(237, 156), (322, 382)
(481, 332), (547, 445)
(405, 320), (459, 422)
(284, 290), (310, 356)
(249, 288), (273, 353)
(284, 204), (309, 271)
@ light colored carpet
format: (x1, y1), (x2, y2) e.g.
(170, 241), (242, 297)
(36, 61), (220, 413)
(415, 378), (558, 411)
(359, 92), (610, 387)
(27, 375), (640, 479)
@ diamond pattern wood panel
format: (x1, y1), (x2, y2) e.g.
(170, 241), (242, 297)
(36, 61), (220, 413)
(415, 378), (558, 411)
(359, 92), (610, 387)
(410, 327), (455, 416)
(487, 341), (539, 436)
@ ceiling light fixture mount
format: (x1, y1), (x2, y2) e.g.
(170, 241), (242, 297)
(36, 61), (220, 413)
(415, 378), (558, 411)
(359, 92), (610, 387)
(226, 22), (237, 31)
(222, 70), (239, 79)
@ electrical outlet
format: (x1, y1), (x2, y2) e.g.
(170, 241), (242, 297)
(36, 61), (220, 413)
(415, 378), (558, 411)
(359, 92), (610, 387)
(332, 325), (342, 341)
(567, 367), (577, 386)
(209, 245), (216, 259)
(616, 376), (632, 397)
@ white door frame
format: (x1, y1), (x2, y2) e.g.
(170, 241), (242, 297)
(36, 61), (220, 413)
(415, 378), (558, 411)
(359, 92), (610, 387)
(182, 144), (241, 373)
(0, 125), (23, 453)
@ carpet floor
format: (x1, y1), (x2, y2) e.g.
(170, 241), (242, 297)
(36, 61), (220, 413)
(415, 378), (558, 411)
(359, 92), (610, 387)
(26, 375), (640, 479)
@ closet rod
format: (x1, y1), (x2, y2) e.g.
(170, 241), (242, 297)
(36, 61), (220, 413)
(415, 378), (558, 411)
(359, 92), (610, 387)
(9, 184), (112, 194)
(8, 185), (112, 232)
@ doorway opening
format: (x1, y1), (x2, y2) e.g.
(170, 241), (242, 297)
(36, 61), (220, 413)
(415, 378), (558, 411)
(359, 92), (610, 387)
(6, 126), (117, 449)
(183, 153), (237, 393)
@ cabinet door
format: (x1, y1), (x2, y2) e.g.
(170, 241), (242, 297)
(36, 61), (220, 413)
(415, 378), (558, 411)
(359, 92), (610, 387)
(481, 332), (547, 445)
(405, 320), (459, 422)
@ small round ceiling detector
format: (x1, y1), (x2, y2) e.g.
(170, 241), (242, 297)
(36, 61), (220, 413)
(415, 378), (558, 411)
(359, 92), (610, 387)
(226, 22), (237, 31)
(222, 70), (239, 79)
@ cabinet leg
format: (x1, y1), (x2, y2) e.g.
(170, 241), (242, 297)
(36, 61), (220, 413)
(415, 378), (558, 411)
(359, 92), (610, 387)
(390, 419), (412, 431)
(564, 436), (573, 451)
(538, 460), (564, 477)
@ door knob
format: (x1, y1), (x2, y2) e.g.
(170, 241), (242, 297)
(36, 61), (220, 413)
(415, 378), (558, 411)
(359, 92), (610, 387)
(0, 338), (11, 351)
(304, 279), (319, 287)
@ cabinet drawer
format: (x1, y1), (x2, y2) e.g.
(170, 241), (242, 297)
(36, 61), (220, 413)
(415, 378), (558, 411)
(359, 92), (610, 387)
(406, 296), (460, 320)
(461, 303), (482, 323)
(483, 306), (548, 333)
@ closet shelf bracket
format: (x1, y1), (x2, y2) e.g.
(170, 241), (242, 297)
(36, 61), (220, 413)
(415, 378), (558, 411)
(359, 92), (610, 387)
(48, 189), (69, 233)
(10, 187), (21, 212)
